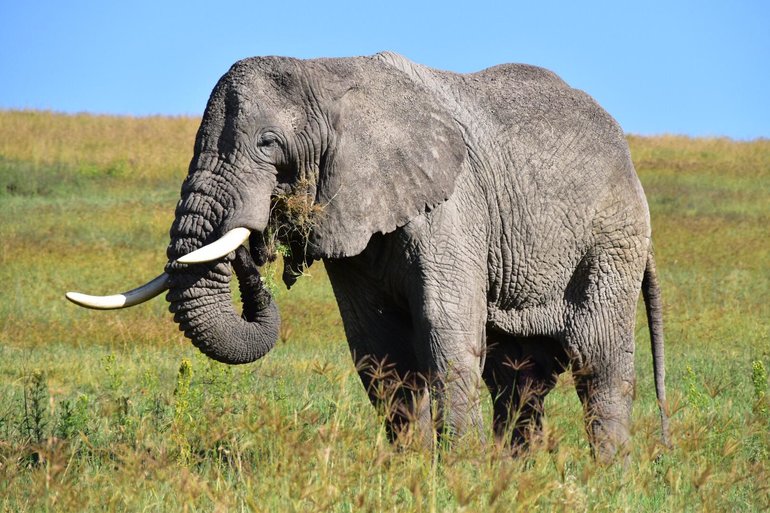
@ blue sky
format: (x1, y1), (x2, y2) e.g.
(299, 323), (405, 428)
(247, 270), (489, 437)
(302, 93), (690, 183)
(1, 1), (768, 139)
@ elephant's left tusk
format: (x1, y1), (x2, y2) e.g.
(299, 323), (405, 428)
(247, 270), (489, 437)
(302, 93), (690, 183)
(65, 272), (169, 310)
(176, 227), (251, 264)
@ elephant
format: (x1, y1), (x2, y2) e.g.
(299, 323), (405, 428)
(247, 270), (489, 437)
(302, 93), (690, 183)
(67, 51), (669, 461)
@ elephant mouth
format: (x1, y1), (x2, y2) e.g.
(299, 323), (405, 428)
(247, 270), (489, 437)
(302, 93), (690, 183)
(66, 225), (282, 365)
(64, 205), (317, 312)
(64, 227), (257, 309)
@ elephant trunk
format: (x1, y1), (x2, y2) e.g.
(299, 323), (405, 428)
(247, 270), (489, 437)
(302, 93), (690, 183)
(165, 184), (279, 365)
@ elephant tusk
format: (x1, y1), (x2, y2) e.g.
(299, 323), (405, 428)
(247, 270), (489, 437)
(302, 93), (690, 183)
(65, 272), (170, 310)
(175, 227), (252, 264)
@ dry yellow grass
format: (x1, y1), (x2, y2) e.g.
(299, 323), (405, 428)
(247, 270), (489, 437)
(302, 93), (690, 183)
(1, 111), (768, 512)
(629, 134), (770, 177)
(0, 110), (199, 181)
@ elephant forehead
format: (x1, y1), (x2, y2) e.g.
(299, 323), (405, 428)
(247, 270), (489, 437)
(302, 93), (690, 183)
(225, 60), (308, 128)
(220, 87), (306, 136)
(229, 78), (307, 132)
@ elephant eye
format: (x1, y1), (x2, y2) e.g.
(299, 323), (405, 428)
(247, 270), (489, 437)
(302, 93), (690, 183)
(257, 132), (280, 148)
(254, 130), (289, 169)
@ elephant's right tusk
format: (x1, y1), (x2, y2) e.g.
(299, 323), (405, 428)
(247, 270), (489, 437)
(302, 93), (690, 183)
(65, 272), (169, 310)
(176, 227), (251, 264)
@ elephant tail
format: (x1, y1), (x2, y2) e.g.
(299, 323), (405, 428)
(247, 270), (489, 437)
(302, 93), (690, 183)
(642, 250), (671, 448)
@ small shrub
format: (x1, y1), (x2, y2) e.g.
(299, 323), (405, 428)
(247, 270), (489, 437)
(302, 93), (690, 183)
(173, 358), (194, 462)
(146, 393), (169, 433)
(752, 360), (768, 417)
(684, 365), (710, 411)
(102, 353), (124, 393)
(56, 394), (90, 439)
(173, 358), (194, 421)
(21, 370), (49, 444)
(113, 395), (137, 445)
(197, 352), (233, 398)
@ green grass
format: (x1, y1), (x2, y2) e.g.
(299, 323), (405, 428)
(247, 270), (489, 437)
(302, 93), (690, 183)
(1, 111), (768, 511)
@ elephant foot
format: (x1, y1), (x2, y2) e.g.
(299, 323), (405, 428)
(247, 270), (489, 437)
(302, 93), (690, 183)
(584, 415), (632, 465)
(384, 387), (433, 451)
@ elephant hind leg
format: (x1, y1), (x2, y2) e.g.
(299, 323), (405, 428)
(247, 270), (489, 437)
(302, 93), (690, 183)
(564, 237), (646, 463)
(483, 333), (568, 453)
(568, 308), (637, 464)
(573, 357), (635, 463)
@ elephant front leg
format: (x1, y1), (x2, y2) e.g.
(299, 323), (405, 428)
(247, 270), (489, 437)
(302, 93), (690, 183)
(355, 354), (433, 448)
(325, 260), (433, 449)
(413, 287), (488, 445)
(427, 345), (486, 445)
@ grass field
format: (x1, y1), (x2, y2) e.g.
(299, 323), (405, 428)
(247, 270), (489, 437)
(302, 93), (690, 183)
(1, 110), (768, 512)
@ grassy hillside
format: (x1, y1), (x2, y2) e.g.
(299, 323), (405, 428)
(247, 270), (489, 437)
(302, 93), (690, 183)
(1, 110), (768, 512)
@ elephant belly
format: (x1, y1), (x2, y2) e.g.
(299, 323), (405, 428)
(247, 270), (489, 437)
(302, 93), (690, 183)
(484, 210), (650, 341)
(485, 230), (585, 336)
(487, 301), (567, 340)
(485, 262), (573, 340)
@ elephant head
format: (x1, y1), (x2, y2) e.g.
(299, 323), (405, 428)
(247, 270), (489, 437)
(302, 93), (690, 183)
(66, 54), (466, 365)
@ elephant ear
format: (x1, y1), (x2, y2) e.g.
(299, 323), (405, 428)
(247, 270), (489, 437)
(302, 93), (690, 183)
(308, 56), (466, 259)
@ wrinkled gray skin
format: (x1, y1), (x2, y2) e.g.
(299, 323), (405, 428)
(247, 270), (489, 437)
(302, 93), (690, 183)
(166, 52), (667, 461)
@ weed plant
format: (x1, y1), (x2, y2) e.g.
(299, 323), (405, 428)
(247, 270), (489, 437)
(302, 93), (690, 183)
(1, 111), (768, 511)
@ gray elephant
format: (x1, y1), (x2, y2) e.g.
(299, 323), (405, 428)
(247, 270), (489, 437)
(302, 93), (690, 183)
(67, 52), (669, 461)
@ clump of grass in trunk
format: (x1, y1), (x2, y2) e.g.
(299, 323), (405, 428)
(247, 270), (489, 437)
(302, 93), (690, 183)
(262, 179), (326, 288)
